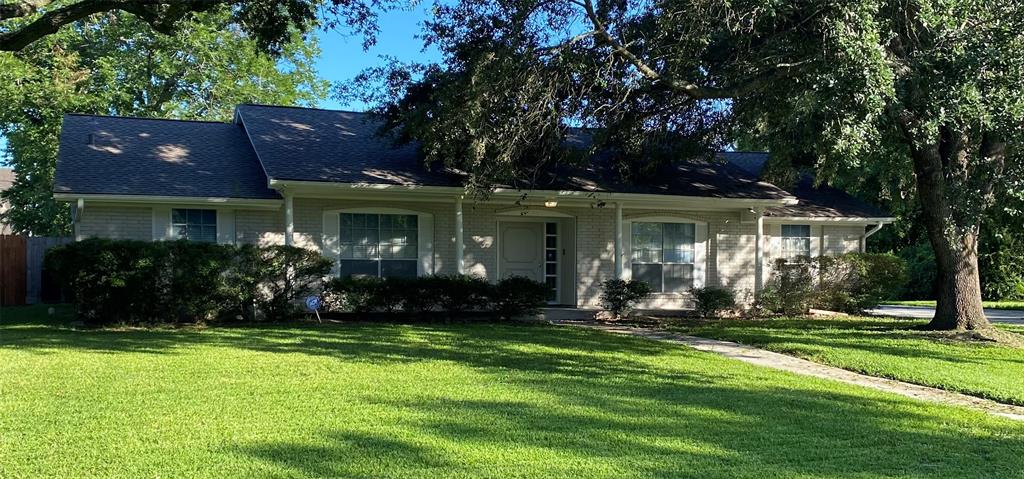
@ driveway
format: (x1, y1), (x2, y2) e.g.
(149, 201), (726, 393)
(869, 305), (1024, 326)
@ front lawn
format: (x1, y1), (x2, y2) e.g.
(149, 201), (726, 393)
(885, 299), (1024, 310)
(2, 306), (1023, 478)
(671, 316), (1024, 406)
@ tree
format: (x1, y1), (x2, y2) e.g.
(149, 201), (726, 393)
(0, 0), (385, 53)
(0, 7), (329, 235)
(348, 0), (1024, 331)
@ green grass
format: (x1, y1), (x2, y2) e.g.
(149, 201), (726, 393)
(885, 299), (1024, 310)
(670, 316), (1024, 406)
(2, 306), (1023, 478)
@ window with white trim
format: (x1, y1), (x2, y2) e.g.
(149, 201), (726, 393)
(171, 208), (217, 243)
(339, 213), (418, 278)
(781, 224), (811, 261)
(631, 222), (695, 293)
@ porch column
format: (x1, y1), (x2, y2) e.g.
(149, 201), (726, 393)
(284, 193), (294, 246)
(614, 202), (624, 279)
(455, 196), (465, 274)
(754, 208), (764, 293)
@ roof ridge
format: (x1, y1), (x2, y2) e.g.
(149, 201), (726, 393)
(236, 103), (375, 115)
(64, 113), (231, 125)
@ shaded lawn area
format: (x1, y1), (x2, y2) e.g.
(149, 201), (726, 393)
(885, 300), (1024, 310)
(2, 306), (1023, 478)
(670, 316), (1024, 407)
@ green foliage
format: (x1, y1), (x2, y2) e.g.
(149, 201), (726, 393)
(895, 242), (938, 300)
(758, 260), (816, 316)
(0, 7), (328, 235)
(491, 276), (551, 319)
(599, 279), (653, 318)
(691, 286), (736, 318)
(45, 239), (330, 325)
(760, 253), (908, 315)
(323, 274), (550, 319)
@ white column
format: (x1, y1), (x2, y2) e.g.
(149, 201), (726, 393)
(455, 196), (465, 275)
(614, 202), (624, 279)
(284, 193), (294, 246)
(754, 208), (764, 293)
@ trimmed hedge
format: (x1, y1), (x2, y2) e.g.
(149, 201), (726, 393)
(323, 274), (549, 319)
(599, 279), (653, 318)
(45, 239), (331, 325)
(692, 286), (737, 318)
(758, 253), (908, 315)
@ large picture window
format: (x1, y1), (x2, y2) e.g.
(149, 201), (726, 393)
(631, 222), (695, 293)
(781, 224), (811, 261)
(339, 213), (418, 278)
(171, 208), (217, 243)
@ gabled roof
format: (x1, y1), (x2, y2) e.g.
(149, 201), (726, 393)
(235, 104), (793, 201)
(722, 151), (889, 219)
(52, 104), (890, 219)
(54, 114), (279, 199)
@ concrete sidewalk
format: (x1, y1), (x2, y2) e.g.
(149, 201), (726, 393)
(868, 305), (1024, 325)
(556, 320), (1024, 421)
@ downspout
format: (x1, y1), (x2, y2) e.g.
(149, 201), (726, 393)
(861, 222), (884, 253)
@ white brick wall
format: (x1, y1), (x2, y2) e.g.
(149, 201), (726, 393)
(78, 205), (152, 240)
(77, 198), (868, 311)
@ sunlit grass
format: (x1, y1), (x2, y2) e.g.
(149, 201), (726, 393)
(671, 316), (1024, 406)
(2, 305), (1023, 478)
(885, 300), (1024, 310)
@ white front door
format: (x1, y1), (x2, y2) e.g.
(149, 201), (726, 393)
(499, 222), (545, 282)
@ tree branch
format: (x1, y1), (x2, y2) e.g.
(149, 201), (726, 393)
(0, 0), (222, 52)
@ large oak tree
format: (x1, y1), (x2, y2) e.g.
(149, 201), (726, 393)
(349, 0), (1024, 330)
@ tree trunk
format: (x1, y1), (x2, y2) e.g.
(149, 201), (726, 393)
(909, 139), (992, 331)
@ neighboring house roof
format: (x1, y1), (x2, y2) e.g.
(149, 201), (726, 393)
(54, 114), (280, 199)
(721, 151), (888, 219)
(52, 105), (889, 219)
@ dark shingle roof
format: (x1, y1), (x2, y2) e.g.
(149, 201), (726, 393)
(54, 114), (279, 199)
(717, 151), (888, 218)
(236, 104), (793, 200)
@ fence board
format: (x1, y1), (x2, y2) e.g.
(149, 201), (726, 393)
(0, 235), (27, 306)
(26, 237), (72, 304)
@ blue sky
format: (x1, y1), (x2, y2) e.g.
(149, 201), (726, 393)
(317, 5), (439, 110)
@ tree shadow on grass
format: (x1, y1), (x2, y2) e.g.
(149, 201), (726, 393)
(232, 379), (1024, 478)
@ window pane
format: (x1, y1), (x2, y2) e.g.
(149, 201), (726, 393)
(546, 263), (557, 275)
(546, 222), (557, 235)
(172, 209), (187, 224)
(631, 223), (662, 263)
(201, 209), (217, 225)
(381, 260), (417, 279)
(546, 250), (557, 262)
(340, 260), (379, 278)
(664, 264), (694, 293)
(633, 263), (663, 292)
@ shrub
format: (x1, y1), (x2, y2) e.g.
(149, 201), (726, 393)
(757, 259), (815, 316)
(814, 253), (906, 313)
(432, 274), (492, 315)
(599, 279), (653, 318)
(692, 286), (736, 318)
(46, 239), (331, 325)
(324, 276), (388, 313)
(491, 276), (550, 319)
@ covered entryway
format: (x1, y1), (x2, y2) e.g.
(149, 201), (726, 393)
(497, 217), (575, 305)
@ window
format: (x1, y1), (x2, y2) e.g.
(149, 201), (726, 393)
(781, 224), (811, 261)
(339, 213), (418, 279)
(171, 208), (217, 243)
(631, 222), (695, 293)
(544, 222), (558, 302)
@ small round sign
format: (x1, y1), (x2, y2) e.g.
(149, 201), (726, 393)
(305, 296), (322, 312)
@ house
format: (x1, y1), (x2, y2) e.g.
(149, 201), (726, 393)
(0, 168), (14, 234)
(52, 104), (893, 310)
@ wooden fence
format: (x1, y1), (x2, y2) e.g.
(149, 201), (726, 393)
(0, 235), (72, 306)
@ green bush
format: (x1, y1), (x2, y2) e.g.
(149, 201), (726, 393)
(324, 276), (388, 313)
(491, 276), (550, 319)
(897, 242), (937, 300)
(432, 274), (492, 315)
(758, 253), (908, 316)
(599, 279), (653, 318)
(45, 239), (331, 325)
(758, 259), (816, 316)
(692, 286), (736, 318)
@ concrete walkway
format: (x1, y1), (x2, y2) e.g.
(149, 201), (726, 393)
(555, 320), (1024, 421)
(869, 305), (1024, 325)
